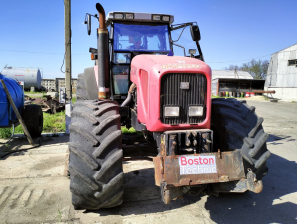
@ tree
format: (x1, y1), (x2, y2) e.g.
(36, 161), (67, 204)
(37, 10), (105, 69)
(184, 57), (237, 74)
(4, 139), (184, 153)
(225, 59), (269, 79)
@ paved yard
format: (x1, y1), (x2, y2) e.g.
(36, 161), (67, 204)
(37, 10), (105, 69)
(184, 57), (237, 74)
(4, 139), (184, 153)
(0, 99), (296, 224)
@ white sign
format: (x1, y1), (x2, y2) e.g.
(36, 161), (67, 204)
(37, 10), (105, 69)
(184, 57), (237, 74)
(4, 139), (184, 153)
(179, 156), (217, 175)
(18, 81), (24, 90)
(59, 87), (66, 103)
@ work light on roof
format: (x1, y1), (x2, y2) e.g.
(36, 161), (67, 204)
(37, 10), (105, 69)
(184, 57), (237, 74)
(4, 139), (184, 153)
(114, 13), (124, 19)
(162, 15), (170, 21)
(152, 15), (161, 21)
(125, 13), (134, 19)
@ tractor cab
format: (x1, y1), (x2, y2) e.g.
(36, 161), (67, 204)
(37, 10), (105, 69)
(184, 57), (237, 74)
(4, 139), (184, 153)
(106, 12), (173, 98)
(85, 11), (204, 100)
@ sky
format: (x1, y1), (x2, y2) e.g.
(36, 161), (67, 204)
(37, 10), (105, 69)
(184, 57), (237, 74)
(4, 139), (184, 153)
(0, 0), (296, 79)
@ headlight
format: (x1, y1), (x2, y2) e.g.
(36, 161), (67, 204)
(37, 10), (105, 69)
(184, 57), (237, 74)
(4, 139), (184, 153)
(164, 106), (179, 117)
(189, 106), (203, 116)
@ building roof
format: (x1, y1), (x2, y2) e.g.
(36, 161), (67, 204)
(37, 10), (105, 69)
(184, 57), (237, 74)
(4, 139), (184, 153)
(212, 70), (253, 80)
(272, 43), (297, 55)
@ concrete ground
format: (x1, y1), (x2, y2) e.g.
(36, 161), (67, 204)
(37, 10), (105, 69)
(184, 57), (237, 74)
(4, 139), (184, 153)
(0, 99), (296, 224)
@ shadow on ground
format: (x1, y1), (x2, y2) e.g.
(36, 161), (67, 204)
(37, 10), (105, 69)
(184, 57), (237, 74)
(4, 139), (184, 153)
(205, 152), (297, 224)
(85, 167), (202, 216)
(0, 134), (69, 159)
(85, 134), (297, 222)
(267, 134), (295, 144)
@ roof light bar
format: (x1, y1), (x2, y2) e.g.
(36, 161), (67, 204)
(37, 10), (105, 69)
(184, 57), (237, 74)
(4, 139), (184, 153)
(106, 12), (174, 25)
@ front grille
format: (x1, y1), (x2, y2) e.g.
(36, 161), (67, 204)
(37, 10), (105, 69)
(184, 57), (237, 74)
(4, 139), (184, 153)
(160, 73), (207, 125)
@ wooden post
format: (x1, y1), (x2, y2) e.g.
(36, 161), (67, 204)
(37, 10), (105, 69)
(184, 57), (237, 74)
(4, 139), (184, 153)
(216, 80), (219, 96)
(64, 0), (72, 102)
(64, 0), (72, 134)
(0, 80), (35, 146)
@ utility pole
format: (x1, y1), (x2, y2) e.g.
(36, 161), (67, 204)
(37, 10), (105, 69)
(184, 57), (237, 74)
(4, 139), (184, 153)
(64, 0), (72, 134)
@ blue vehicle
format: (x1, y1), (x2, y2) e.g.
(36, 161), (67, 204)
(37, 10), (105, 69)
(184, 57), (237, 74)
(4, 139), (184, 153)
(0, 74), (43, 138)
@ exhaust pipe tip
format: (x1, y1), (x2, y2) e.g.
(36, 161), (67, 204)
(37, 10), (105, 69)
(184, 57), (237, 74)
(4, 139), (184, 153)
(96, 3), (106, 30)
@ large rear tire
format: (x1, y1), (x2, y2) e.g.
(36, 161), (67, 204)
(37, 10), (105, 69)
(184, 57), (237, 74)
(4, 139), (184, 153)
(211, 98), (270, 179)
(22, 104), (43, 137)
(69, 100), (123, 210)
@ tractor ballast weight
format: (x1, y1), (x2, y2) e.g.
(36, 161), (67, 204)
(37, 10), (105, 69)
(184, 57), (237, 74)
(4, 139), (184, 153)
(69, 3), (270, 210)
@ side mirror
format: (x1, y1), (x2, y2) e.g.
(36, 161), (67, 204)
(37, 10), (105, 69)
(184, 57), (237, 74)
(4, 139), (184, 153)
(190, 25), (201, 41)
(86, 14), (91, 35)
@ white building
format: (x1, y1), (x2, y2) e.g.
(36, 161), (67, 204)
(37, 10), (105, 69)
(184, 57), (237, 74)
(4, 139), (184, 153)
(265, 43), (297, 101)
(211, 70), (265, 96)
(212, 70), (253, 80)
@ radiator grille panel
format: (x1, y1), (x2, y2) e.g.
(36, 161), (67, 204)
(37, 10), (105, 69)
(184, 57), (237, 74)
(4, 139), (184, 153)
(160, 73), (207, 125)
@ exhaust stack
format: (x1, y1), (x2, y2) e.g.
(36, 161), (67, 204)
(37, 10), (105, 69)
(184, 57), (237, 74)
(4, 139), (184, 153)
(96, 3), (110, 99)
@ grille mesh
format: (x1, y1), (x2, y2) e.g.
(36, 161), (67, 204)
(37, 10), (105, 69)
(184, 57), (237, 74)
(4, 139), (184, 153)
(160, 73), (207, 125)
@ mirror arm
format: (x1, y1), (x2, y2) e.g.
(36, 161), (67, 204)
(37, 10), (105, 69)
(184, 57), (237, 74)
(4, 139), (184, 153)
(172, 26), (186, 43)
(172, 43), (186, 56)
(170, 22), (195, 31)
(196, 41), (204, 61)
(84, 13), (98, 23)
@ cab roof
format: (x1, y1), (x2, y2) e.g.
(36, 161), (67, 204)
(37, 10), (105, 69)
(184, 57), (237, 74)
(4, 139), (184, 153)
(106, 12), (174, 27)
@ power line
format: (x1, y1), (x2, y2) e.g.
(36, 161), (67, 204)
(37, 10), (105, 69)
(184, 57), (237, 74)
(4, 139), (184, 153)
(0, 48), (295, 62)
(207, 54), (272, 63)
(0, 48), (87, 55)
(60, 40), (71, 73)
(208, 49), (296, 64)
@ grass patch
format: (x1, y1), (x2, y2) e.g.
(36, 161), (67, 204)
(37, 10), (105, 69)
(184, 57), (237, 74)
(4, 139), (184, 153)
(72, 96), (76, 104)
(0, 111), (66, 139)
(121, 127), (142, 135)
(121, 126), (137, 134)
(43, 111), (66, 133)
(0, 128), (13, 139)
(24, 91), (44, 94)
(0, 106), (142, 139)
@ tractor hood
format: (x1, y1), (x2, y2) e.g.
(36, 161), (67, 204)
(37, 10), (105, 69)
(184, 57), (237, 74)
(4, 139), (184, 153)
(130, 55), (211, 78)
(130, 54), (212, 132)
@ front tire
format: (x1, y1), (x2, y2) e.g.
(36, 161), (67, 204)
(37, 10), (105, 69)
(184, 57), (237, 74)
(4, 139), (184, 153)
(69, 100), (123, 210)
(211, 98), (270, 179)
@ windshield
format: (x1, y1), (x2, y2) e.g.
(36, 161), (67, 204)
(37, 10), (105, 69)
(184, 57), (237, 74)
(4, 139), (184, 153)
(171, 26), (197, 57)
(113, 23), (170, 52)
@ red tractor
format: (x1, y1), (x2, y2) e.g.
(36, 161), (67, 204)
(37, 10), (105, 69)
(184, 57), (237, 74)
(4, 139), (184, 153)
(69, 3), (270, 210)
